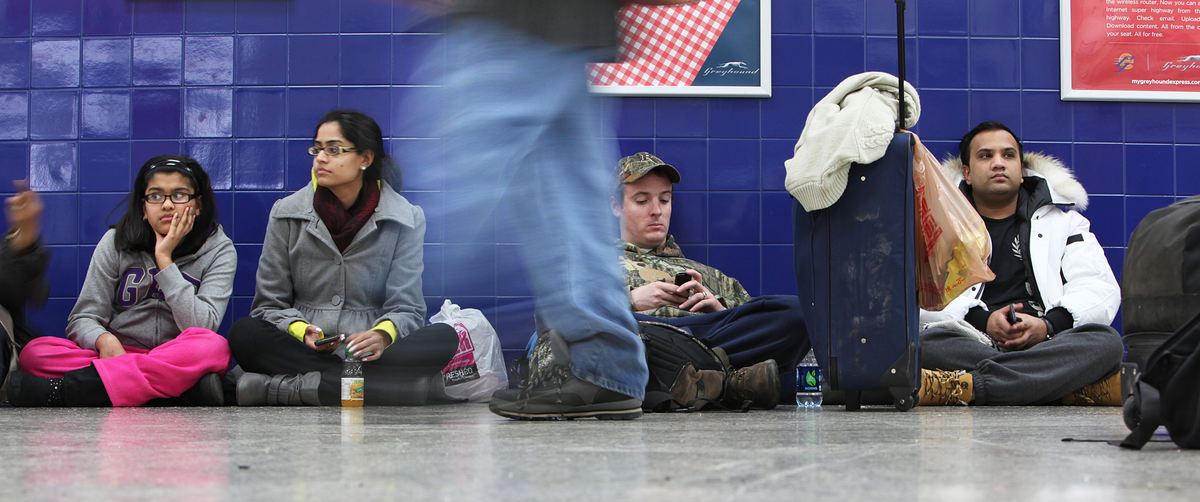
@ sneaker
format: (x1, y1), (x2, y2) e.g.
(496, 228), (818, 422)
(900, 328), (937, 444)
(721, 359), (780, 410)
(488, 330), (642, 420)
(1061, 371), (1121, 406)
(918, 369), (973, 406)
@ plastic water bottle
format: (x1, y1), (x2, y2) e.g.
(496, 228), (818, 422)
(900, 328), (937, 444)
(796, 349), (822, 408)
(341, 347), (364, 407)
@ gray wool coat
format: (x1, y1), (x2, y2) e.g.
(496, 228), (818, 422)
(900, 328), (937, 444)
(250, 182), (426, 339)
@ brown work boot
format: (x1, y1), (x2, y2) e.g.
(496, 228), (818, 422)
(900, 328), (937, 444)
(1061, 371), (1121, 406)
(918, 369), (973, 406)
(721, 359), (780, 410)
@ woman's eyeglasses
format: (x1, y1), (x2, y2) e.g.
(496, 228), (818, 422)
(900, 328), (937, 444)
(143, 192), (197, 204)
(308, 146), (358, 157)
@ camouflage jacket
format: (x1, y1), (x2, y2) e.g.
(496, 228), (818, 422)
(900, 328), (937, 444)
(620, 235), (752, 318)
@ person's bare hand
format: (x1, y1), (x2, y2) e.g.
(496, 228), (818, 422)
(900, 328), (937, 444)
(304, 325), (342, 353)
(4, 179), (42, 251)
(345, 330), (390, 362)
(674, 269), (725, 313)
(154, 205), (197, 268)
(985, 305), (1022, 344)
(96, 332), (127, 359)
(996, 312), (1049, 351)
(630, 282), (688, 311)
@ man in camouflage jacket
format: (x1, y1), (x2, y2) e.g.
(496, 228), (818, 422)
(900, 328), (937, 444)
(613, 152), (811, 379)
(622, 234), (751, 318)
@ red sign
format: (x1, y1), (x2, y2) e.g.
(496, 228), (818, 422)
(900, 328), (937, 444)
(1064, 0), (1200, 101)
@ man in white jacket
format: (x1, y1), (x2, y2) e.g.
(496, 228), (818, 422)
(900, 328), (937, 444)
(917, 121), (1124, 406)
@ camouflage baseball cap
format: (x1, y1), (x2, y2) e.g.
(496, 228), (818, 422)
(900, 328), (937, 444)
(616, 152), (681, 184)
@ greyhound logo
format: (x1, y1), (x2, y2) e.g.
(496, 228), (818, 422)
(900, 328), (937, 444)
(1114, 53), (1135, 73)
(1163, 54), (1200, 71)
(702, 61), (759, 77)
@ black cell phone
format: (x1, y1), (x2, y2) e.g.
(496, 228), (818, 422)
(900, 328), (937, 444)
(315, 334), (341, 346)
(1007, 304), (1019, 324)
(674, 272), (690, 286)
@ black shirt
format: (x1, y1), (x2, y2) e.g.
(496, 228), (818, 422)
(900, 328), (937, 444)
(980, 214), (1036, 313)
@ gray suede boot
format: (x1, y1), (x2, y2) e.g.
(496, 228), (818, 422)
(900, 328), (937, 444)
(236, 372), (323, 406)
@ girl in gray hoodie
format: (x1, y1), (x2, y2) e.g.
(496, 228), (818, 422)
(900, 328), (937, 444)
(7, 155), (235, 406)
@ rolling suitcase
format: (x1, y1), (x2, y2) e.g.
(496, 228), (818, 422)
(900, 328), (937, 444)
(793, 132), (920, 411)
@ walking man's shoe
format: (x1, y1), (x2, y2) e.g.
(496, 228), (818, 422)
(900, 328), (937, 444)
(489, 330), (642, 420)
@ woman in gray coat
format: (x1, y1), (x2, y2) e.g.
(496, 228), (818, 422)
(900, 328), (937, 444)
(229, 110), (458, 406)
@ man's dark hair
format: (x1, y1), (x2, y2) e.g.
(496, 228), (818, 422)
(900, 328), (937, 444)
(958, 121), (1023, 167)
(114, 154), (218, 259)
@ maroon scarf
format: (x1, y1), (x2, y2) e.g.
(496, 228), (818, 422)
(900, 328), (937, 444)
(313, 182), (380, 252)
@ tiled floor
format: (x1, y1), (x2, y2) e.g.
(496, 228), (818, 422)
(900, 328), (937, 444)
(0, 404), (1194, 501)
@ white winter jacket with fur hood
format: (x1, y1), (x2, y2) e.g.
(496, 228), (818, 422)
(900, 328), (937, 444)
(919, 152), (1120, 334)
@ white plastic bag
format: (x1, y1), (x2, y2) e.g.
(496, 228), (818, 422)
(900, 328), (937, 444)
(429, 300), (508, 402)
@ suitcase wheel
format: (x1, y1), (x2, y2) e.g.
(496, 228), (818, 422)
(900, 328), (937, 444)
(890, 387), (917, 412)
(844, 391), (861, 411)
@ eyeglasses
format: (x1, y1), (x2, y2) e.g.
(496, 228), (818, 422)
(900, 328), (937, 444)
(143, 192), (198, 204)
(308, 146), (359, 157)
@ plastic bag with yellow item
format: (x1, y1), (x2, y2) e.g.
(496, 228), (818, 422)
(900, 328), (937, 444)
(912, 135), (994, 310)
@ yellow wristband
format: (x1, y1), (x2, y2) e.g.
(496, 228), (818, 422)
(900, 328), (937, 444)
(372, 320), (398, 344)
(287, 321), (310, 342)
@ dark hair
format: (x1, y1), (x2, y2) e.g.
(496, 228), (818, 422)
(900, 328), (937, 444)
(958, 121), (1023, 167)
(113, 154), (218, 259)
(314, 109), (396, 187)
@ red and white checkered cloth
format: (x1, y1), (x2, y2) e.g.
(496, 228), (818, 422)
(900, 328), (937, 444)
(589, 0), (740, 87)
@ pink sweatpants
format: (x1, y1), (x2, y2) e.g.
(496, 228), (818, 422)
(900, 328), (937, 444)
(19, 328), (231, 407)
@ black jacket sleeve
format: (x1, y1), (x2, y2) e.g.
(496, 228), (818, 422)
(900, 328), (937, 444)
(0, 239), (50, 314)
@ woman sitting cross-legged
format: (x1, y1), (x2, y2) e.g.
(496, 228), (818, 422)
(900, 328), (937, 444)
(228, 109), (458, 406)
(8, 155), (235, 406)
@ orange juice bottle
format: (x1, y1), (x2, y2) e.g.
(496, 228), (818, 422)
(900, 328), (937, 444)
(341, 346), (364, 407)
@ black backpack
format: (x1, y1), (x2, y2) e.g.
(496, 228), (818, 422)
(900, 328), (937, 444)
(637, 321), (730, 412)
(1121, 309), (1200, 449)
(1121, 195), (1200, 368)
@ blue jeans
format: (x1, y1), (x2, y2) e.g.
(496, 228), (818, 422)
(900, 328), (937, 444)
(635, 295), (811, 373)
(428, 18), (647, 399)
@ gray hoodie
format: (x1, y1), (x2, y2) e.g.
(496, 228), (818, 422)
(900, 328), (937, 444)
(67, 226), (237, 351)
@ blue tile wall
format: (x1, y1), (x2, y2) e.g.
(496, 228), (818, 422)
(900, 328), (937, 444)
(132, 37), (182, 85)
(0, 39), (30, 88)
(83, 0), (132, 36)
(185, 0), (237, 35)
(31, 39), (80, 88)
(133, 1), (183, 35)
(5, 0), (1199, 344)
(81, 39), (131, 88)
(32, 0), (80, 37)
(184, 37), (234, 85)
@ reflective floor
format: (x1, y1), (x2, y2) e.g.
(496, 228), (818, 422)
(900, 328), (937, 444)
(0, 404), (1194, 501)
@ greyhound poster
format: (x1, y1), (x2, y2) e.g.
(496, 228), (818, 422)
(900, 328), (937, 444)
(1062, 0), (1200, 101)
(589, 0), (771, 97)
